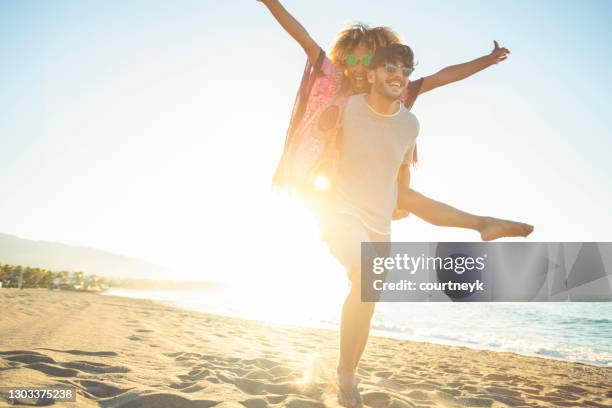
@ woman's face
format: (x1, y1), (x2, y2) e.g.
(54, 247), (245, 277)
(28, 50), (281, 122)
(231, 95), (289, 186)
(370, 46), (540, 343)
(344, 43), (374, 94)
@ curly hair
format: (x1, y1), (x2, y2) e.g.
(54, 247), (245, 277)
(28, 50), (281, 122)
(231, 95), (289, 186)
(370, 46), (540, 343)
(329, 23), (402, 66)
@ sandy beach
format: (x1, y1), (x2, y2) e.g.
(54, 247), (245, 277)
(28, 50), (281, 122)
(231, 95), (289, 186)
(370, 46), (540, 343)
(0, 289), (610, 407)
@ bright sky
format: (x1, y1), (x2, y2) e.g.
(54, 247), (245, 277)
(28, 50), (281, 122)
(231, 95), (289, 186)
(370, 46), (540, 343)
(1, 0), (611, 284)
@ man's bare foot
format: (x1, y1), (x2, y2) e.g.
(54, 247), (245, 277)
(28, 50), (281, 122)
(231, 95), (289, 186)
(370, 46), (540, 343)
(479, 216), (534, 241)
(336, 373), (362, 407)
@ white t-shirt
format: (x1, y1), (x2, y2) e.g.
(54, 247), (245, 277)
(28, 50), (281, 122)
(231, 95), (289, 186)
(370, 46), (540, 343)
(337, 94), (420, 235)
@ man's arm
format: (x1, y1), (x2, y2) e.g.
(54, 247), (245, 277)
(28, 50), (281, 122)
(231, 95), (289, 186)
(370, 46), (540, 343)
(419, 41), (510, 94)
(392, 164), (412, 220)
(258, 0), (321, 65)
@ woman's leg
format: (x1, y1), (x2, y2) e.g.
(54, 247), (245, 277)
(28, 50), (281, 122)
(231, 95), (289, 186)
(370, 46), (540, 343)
(397, 184), (533, 240)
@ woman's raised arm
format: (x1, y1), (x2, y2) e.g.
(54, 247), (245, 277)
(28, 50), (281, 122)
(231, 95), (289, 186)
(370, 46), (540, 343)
(258, 0), (321, 65)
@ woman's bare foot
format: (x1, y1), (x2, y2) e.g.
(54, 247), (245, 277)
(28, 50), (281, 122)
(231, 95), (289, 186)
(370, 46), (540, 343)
(479, 216), (534, 241)
(336, 373), (362, 407)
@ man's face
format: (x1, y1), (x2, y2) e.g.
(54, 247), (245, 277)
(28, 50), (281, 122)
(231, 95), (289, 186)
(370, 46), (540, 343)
(367, 60), (410, 101)
(345, 44), (373, 94)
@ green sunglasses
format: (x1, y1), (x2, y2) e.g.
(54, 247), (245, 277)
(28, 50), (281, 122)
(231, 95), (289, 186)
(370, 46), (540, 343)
(344, 54), (373, 67)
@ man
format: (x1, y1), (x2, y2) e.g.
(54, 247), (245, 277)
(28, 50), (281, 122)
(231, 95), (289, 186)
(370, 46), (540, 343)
(328, 43), (420, 407)
(257, 0), (533, 241)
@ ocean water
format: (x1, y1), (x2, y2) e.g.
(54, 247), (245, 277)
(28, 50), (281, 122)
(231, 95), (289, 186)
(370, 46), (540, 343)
(104, 287), (612, 367)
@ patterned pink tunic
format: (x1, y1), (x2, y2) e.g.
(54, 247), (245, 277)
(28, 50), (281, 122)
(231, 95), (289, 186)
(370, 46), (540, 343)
(273, 49), (422, 198)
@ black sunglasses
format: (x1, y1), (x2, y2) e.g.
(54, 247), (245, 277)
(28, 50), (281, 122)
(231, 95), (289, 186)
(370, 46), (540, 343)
(382, 62), (414, 77)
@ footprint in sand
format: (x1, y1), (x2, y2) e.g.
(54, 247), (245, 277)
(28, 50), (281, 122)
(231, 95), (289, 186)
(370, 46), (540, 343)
(461, 385), (479, 393)
(178, 368), (211, 381)
(280, 396), (325, 408)
(375, 378), (404, 392)
(266, 395), (287, 404)
(456, 396), (494, 407)
(0, 349), (130, 381)
(37, 348), (118, 357)
(0, 350), (41, 356)
(26, 362), (79, 377)
(245, 370), (274, 381)
(486, 394), (528, 407)
(163, 351), (184, 357)
(483, 373), (513, 382)
(484, 386), (522, 397)
(174, 352), (195, 359)
(362, 391), (391, 406)
(241, 357), (281, 370)
(240, 398), (268, 408)
(60, 360), (130, 374)
(3, 353), (55, 364)
(405, 390), (432, 401)
(168, 380), (197, 390)
(439, 387), (462, 397)
(99, 392), (219, 408)
(77, 379), (130, 398)
(373, 370), (393, 379)
(183, 384), (206, 393)
(233, 377), (298, 397)
(555, 385), (588, 395)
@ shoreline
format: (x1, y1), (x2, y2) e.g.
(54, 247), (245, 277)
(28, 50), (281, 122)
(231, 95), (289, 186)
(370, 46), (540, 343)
(1, 289), (611, 407)
(103, 288), (612, 369)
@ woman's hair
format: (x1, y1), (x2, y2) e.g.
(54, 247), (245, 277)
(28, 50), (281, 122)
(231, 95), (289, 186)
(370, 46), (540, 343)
(329, 23), (402, 66)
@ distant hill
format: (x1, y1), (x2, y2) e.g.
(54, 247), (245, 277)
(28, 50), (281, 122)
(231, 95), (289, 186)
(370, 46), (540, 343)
(0, 233), (168, 279)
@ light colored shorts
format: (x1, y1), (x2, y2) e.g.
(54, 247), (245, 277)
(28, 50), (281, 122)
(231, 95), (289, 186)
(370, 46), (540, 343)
(324, 213), (390, 283)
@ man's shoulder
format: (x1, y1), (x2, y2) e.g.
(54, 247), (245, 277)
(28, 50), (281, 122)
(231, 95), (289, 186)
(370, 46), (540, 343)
(398, 106), (419, 133)
(399, 105), (418, 121)
(342, 94), (367, 118)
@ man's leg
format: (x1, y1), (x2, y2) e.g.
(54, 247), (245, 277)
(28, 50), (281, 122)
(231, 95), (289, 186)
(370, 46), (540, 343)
(336, 270), (377, 408)
(328, 215), (380, 407)
(398, 185), (533, 240)
(346, 230), (389, 375)
(337, 274), (376, 376)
